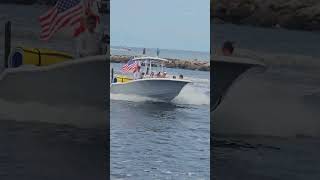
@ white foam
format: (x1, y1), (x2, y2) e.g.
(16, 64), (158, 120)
(173, 84), (210, 106)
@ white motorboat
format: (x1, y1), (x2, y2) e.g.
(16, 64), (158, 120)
(111, 56), (191, 101)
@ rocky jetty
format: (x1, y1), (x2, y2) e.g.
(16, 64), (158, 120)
(111, 55), (210, 71)
(212, 0), (320, 31)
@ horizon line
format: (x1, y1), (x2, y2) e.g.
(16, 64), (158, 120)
(110, 45), (210, 53)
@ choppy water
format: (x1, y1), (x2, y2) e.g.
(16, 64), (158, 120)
(110, 63), (210, 179)
(0, 120), (107, 180)
(213, 23), (320, 179)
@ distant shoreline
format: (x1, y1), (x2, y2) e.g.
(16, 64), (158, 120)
(111, 55), (210, 71)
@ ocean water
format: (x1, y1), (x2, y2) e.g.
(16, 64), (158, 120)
(213, 23), (320, 179)
(110, 63), (210, 179)
(0, 119), (107, 180)
(111, 46), (210, 61)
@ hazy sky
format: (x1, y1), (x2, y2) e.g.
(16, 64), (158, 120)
(110, 0), (210, 52)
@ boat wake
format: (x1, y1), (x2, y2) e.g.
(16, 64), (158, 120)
(173, 84), (209, 106)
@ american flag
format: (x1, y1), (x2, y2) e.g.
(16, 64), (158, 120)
(39, 0), (84, 41)
(122, 58), (138, 73)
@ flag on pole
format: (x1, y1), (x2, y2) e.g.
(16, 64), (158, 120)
(142, 48), (146, 55)
(156, 48), (160, 57)
(122, 58), (138, 73)
(39, 0), (84, 41)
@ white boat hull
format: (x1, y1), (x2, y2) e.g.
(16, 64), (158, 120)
(111, 78), (190, 101)
(0, 55), (108, 128)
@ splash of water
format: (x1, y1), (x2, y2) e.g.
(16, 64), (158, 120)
(173, 84), (210, 106)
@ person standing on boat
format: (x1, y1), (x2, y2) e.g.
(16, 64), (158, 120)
(133, 65), (143, 80)
(77, 15), (105, 57)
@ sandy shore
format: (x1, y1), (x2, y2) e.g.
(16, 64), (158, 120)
(111, 55), (210, 71)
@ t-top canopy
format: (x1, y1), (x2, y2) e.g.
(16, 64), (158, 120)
(132, 56), (169, 62)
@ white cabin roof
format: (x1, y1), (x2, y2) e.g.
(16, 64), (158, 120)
(132, 56), (169, 62)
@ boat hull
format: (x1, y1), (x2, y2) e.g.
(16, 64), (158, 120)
(111, 79), (190, 101)
(0, 55), (108, 128)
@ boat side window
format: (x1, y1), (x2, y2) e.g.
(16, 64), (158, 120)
(173, 76), (176, 79)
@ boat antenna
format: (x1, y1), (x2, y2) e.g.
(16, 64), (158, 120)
(142, 48), (146, 55)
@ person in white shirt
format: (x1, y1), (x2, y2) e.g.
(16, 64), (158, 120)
(77, 15), (106, 57)
(133, 66), (142, 80)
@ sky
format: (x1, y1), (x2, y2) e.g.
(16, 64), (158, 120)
(110, 0), (210, 52)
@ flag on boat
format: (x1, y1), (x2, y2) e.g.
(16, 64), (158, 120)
(156, 48), (160, 57)
(122, 58), (138, 73)
(142, 48), (146, 55)
(39, 0), (84, 41)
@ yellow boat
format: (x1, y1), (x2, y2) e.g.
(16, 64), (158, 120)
(8, 47), (73, 67)
(115, 75), (133, 83)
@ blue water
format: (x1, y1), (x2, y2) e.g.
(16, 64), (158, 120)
(111, 46), (210, 61)
(110, 62), (210, 179)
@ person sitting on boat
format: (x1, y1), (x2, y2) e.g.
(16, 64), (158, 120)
(150, 72), (154, 78)
(141, 72), (145, 78)
(156, 72), (161, 78)
(133, 66), (143, 80)
(77, 15), (105, 57)
(179, 74), (184, 79)
(173, 75), (176, 79)
(162, 72), (167, 78)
